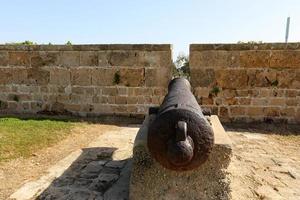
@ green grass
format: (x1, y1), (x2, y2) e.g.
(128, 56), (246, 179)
(0, 118), (74, 162)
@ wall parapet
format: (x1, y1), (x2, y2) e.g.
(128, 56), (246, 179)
(190, 43), (300, 124)
(0, 44), (172, 117)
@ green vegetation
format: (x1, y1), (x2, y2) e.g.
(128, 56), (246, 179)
(172, 53), (190, 78)
(13, 95), (19, 102)
(271, 80), (279, 87)
(5, 40), (37, 45)
(0, 118), (74, 162)
(210, 86), (221, 96)
(113, 71), (121, 85)
(66, 41), (72, 45)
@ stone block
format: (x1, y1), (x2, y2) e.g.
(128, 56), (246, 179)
(127, 96), (138, 104)
(280, 107), (295, 117)
(0, 51), (8, 66)
(190, 68), (215, 87)
(264, 107), (280, 117)
(102, 87), (117, 96)
(230, 106), (246, 116)
(270, 50), (300, 68)
(277, 70), (296, 88)
(194, 87), (210, 98)
(269, 98), (285, 106)
(130, 115), (232, 200)
(238, 97), (251, 105)
(144, 51), (172, 67)
(247, 107), (264, 116)
(239, 50), (270, 68)
(9, 51), (30, 66)
(0, 68), (12, 84)
(11, 68), (28, 84)
(119, 68), (145, 87)
(91, 68), (117, 86)
(251, 98), (268, 106)
(105, 51), (139, 66)
(98, 51), (110, 66)
(31, 51), (60, 67)
(50, 67), (70, 86)
(64, 104), (81, 112)
(145, 68), (171, 87)
(80, 51), (98, 66)
(216, 69), (247, 89)
(27, 68), (50, 85)
(61, 51), (80, 67)
(71, 68), (91, 86)
(115, 96), (127, 104)
(190, 50), (239, 68)
(286, 98), (298, 106)
(153, 88), (167, 96)
(247, 69), (277, 87)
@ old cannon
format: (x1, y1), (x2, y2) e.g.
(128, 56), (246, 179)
(147, 77), (214, 171)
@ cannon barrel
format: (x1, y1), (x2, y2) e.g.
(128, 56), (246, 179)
(147, 78), (214, 171)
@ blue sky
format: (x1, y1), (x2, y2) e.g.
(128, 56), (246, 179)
(1, 0), (299, 56)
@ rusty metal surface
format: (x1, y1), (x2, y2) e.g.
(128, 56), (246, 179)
(147, 78), (214, 171)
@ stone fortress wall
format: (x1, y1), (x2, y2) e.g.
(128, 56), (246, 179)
(0, 43), (299, 123)
(0, 45), (172, 117)
(190, 43), (300, 124)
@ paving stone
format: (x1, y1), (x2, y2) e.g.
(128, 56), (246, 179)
(73, 178), (93, 188)
(101, 167), (120, 175)
(83, 161), (104, 173)
(105, 160), (126, 169)
(67, 189), (91, 200)
(53, 176), (75, 187)
(89, 174), (119, 192)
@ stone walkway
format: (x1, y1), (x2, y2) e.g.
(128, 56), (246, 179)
(10, 126), (138, 200)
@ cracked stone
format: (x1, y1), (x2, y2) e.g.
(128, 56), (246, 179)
(67, 189), (91, 200)
(89, 174), (119, 192)
(73, 178), (93, 188)
(105, 160), (126, 169)
(83, 161), (104, 173)
(101, 167), (120, 175)
(52, 177), (75, 187)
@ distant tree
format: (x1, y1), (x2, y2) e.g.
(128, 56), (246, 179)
(172, 53), (190, 79)
(66, 41), (72, 45)
(5, 40), (37, 45)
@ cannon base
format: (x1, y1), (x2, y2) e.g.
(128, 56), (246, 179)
(129, 115), (232, 200)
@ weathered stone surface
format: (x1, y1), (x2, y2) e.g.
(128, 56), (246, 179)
(239, 50), (270, 68)
(119, 68), (145, 87)
(247, 69), (277, 87)
(145, 67), (171, 87)
(80, 51), (98, 66)
(270, 50), (300, 68)
(61, 51), (80, 67)
(8, 51), (30, 66)
(49, 67), (70, 86)
(0, 51), (8, 66)
(31, 51), (60, 67)
(27, 68), (50, 85)
(216, 69), (247, 89)
(190, 50), (239, 68)
(91, 68), (117, 86)
(71, 68), (91, 86)
(190, 69), (216, 87)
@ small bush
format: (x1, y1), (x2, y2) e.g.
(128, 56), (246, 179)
(113, 71), (121, 85)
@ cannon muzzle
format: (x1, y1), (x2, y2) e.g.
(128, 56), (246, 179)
(147, 78), (214, 171)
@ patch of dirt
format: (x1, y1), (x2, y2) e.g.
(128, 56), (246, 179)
(0, 123), (121, 200)
(228, 131), (300, 200)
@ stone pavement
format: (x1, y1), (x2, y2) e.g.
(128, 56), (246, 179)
(10, 126), (139, 200)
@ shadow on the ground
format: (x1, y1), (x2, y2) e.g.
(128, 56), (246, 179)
(37, 147), (132, 200)
(223, 122), (300, 135)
